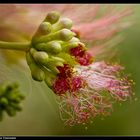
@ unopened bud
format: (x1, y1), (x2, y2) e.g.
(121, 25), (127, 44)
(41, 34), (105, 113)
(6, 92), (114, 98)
(45, 63), (60, 74)
(68, 37), (80, 43)
(44, 57), (65, 74)
(30, 63), (45, 82)
(26, 52), (45, 81)
(35, 29), (75, 43)
(39, 22), (52, 34)
(10, 102), (22, 111)
(30, 48), (49, 65)
(52, 18), (73, 32)
(35, 41), (62, 54)
(62, 42), (80, 52)
(6, 107), (16, 116)
(32, 22), (52, 44)
(50, 56), (65, 63)
(59, 29), (75, 41)
(0, 97), (8, 107)
(44, 70), (56, 87)
(44, 11), (60, 24)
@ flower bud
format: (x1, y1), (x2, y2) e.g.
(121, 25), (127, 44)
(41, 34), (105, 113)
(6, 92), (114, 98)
(35, 41), (62, 54)
(52, 18), (73, 32)
(50, 56), (65, 63)
(45, 63), (60, 74)
(43, 57), (65, 74)
(0, 97), (8, 107)
(59, 29), (75, 41)
(44, 70), (56, 87)
(32, 22), (52, 44)
(61, 42), (80, 52)
(26, 52), (45, 81)
(12, 97), (21, 103)
(35, 29), (75, 43)
(7, 92), (19, 101)
(68, 37), (80, 42)
(44, 11), (60, 24)
(39, 22), (52, 34)
(30, 48), (49, 65)
(6, 107), (16, 116)
(10, 102), (22, 111)
(30, 63), (45, 82)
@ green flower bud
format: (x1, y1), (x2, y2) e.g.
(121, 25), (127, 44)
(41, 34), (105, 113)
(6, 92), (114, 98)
(34, 29), (75, 43)
(30, 63), (45, 82)
(59, 29), (75, 41)
(35, 41), (62, 54)
(30, 48), (49, 65)
(5, 83), (19, 93)
(39, 22), (52, 35)
(6, 107), (16, 116)
(0, 97), (8, 107)
(61, 42), (80, 52)
(12, 97), (21, 103)
(44, 11), (60, 24)
(45, 63), (60, 74)
(52, 18), (73, 32)
(26, 52), (34, 65)
(43, 57), (64, 74)
(68, 37), (80, 43)
(10, 102), (22, 111)
(50, 56), (65, 63)
(32, 22), (52, 44)
(7, 92), (18, 101)
(44, 70), (56, 87)
(26, 52), (45, 81)
(57, 52), (77, 66)
(0, 82), (18, 96)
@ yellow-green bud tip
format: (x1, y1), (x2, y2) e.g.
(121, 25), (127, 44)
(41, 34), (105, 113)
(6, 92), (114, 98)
(60, 29), (75, 41)
(39, 22), (52, 34)
(45, 11), (60, 24)
(60, 18), (73, 29)
(33, 51), (49, 65)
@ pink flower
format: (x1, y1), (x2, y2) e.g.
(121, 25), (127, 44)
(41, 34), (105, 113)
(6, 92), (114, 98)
(56, 61), (133, 126)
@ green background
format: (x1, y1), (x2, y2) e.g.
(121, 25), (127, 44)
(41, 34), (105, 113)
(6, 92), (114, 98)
(0, 4), (140, 136)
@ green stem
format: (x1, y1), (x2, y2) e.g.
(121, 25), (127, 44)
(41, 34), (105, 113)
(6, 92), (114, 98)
(0, 41), (31, 51)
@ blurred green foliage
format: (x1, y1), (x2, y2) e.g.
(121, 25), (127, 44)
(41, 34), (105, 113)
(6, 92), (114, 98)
(0, 5), (140, 136)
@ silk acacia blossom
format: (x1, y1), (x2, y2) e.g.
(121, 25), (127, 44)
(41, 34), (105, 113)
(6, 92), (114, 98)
(0, 5), (134, 125)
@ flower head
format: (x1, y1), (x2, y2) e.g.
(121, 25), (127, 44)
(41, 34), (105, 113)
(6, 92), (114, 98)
(24, 11), (134, 125)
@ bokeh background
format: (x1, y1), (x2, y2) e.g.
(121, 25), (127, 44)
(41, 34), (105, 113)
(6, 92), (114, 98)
(0, 4), (140, 136)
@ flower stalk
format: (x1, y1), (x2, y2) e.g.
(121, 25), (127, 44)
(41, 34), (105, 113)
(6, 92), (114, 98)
(0, 40), (31, 51)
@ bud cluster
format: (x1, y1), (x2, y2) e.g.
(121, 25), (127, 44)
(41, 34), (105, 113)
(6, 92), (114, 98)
(26, 11), (92, 90)
(0, 82), (25, 120)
